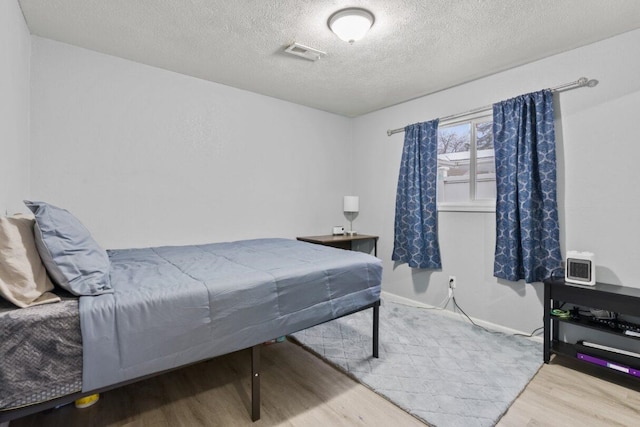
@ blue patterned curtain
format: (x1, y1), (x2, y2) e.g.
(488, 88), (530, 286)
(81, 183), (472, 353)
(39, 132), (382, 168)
(392, 120), (442, 269)
(493, 90), (562, 283)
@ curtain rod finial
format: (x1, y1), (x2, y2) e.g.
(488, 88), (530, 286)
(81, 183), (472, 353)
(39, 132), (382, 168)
(577, 77), (598, 88)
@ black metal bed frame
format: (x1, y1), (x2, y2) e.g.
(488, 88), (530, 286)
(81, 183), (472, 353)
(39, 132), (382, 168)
(0, 299), (380, 423)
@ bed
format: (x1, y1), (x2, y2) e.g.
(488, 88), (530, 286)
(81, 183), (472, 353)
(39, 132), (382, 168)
(0, 202), (382, 424)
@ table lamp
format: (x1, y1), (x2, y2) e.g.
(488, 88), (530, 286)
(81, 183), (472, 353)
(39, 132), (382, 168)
(343, 196), (359, 235)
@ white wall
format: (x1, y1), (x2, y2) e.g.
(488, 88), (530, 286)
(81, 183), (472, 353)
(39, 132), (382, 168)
(0, 0), (31, 214)
(353, 29), (640, 334)
(26, 25), (640, 335)
(30, 37), (353, 249)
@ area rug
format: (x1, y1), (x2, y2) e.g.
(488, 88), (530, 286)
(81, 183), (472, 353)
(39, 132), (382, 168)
(291, 300), (543, 427)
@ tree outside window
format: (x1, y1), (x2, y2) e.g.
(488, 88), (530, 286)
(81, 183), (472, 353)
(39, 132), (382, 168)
(437, 116), (495, 208)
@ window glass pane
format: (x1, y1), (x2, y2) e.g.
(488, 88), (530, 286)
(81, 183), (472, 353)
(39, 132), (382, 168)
(475, 121), (495, 200)
(437, 124), (470, 203)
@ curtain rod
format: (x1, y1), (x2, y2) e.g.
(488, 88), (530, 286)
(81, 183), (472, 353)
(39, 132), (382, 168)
(386, 76), (599, 136)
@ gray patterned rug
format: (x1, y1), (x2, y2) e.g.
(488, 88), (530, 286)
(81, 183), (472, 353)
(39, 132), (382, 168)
(291, 300), (542, 426)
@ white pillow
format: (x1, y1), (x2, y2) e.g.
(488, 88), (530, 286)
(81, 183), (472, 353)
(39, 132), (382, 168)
(0, 214), (61, 308)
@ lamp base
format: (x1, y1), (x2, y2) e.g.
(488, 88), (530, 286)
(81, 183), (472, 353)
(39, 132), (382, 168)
(346, 230), (358, 236)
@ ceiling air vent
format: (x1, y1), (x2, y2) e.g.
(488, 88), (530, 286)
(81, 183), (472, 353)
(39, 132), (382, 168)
(284, 43), (326, 62)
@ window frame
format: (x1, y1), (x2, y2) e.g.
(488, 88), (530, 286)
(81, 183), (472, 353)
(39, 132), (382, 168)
(437, 109), (496, 213)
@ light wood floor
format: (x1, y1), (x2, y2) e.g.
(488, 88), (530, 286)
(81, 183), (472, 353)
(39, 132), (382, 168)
(497, 355), (640, 426)
(9, 340), (424, 427)
(9, 340), (640, 426)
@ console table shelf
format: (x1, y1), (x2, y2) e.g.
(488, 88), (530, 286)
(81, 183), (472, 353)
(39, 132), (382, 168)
(544, 278), (640, 377)
(552, 314), (640, 341)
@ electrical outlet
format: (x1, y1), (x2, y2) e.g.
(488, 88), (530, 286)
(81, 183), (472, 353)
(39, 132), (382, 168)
(449, 276), (456, 289)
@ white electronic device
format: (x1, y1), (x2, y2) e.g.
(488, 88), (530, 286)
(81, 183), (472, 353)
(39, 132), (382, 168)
(332, 226), (345, 235)
(565, 251), (596, 286)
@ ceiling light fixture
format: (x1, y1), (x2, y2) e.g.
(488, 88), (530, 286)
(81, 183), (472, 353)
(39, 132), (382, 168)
(328, 8), (375, 44)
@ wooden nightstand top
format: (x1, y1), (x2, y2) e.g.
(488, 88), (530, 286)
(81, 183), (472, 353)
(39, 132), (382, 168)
(296, 234), (378, 244)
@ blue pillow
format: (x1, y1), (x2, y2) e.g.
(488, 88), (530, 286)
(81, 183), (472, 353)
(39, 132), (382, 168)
(24, 200), (112, 296)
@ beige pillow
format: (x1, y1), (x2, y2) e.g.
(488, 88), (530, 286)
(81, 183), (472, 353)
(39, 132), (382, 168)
(0, 214), (60, 308)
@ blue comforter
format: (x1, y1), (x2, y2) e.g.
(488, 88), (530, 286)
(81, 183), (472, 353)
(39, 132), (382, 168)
(79, 238), (381, 391)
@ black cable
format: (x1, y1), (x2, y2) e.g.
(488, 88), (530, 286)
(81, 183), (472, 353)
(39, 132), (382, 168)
(452, 295), (543, 337)
(452, 296), (494, 334)
(549, 267), (564, 280)
(513, 326), (544, 337)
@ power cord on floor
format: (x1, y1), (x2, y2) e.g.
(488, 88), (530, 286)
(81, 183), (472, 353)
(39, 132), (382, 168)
(452, 295), (495, 334)
(451, 291), (543, 338)
(513, 326), (544, 337)
(394, 280), (544, 338)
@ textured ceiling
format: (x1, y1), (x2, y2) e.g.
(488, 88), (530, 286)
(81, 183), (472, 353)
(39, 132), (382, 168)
(17, 0), (640, 117)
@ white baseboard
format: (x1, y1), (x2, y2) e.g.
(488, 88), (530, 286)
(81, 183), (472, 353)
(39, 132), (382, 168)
(381, 291), (543, 343)
(1, 421), (10, 427)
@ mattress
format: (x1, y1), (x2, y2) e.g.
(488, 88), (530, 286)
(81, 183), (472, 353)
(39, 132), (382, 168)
(0, 296), (82, 410)
(81, 238), (382, 391)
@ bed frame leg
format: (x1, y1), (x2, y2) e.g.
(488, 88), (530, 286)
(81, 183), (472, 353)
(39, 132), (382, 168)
(373, 303), (379, 358)
(251, 344), (261, 421)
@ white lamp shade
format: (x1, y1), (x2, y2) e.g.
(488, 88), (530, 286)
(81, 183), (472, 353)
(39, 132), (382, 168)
(343, 196), (359, 212)
(328, 8), (374, 43)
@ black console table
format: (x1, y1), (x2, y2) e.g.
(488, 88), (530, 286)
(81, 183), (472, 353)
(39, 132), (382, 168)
(543, 278), (640, 373)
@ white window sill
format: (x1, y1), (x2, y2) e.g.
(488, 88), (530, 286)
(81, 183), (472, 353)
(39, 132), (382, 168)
(437, 201), (496, 213)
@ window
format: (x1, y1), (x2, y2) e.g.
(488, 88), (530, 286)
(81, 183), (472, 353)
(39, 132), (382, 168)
(437, 113), (495, 211)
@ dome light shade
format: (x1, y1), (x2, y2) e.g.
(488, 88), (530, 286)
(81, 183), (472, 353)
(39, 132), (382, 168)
(328, 8), (375, 43)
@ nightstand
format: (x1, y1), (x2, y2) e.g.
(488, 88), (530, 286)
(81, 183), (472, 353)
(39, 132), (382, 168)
(296, 234), (378, 257)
